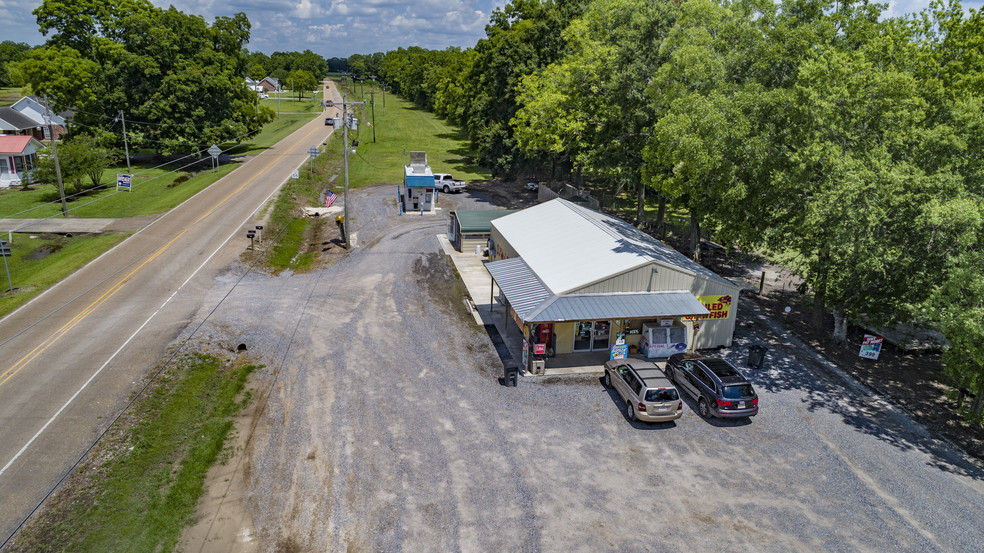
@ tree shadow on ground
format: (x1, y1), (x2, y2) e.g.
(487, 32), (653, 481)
(729, 301), (984, 481)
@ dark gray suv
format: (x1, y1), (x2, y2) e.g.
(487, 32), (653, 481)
(666, 354), (758, 419)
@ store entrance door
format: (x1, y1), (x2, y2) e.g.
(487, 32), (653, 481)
(573, 321), (612, 352)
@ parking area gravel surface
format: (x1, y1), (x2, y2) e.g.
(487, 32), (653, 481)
(179, 186), (984, 552)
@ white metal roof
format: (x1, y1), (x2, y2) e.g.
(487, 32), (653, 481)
(490, 198), (735, 294)
(485, 257), (709, 323)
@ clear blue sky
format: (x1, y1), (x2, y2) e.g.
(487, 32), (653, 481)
(1, 0), (981, 58)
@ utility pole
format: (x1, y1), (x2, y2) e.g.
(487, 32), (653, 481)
(336, 94), (365, 249)
(43, 97), (68, 217)
(370, 91), (376, 143)
(119, 111), (131, 173)
(277, 85), (280, 118)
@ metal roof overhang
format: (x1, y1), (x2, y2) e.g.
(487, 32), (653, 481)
(486, 257), (710, 323)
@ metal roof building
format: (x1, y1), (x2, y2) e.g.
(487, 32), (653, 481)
(446, 209), (516, 253)
(486, 198), (740, 370)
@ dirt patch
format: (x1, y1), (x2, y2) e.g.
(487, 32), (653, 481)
(24, 243), (63, 260)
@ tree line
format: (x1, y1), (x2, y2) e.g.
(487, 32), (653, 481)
(352, 0), (984, 419)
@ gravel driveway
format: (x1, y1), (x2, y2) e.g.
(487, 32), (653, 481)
(181, 186), (984, 552)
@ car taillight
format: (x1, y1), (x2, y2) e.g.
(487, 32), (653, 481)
(716, 399), (732, 407)
(752, 397), (759, 405)
(637, 402), (647, 412)
(677, 401), (683, 411)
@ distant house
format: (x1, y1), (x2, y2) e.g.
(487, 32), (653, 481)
(5, 96), (68, 141)
(0, 135), (43, 188)
(258, 77), (279, 92)
(0, 107), (43, 140)
(244, 77), (262, 92)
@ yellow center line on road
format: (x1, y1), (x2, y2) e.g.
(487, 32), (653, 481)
(0, 119), (328, 390)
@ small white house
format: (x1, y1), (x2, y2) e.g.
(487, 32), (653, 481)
(0, 135), (43, 188)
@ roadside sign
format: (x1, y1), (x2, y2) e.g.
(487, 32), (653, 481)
(116, 174), (131, 192)
(859, 334), (883, 360)
(291, 169), (299, 179)
(208, 144), (222, 158)
(0, 240), (10, 257)
(308, 146), (319, 158)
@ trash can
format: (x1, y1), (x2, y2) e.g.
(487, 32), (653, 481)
(504, 365), (519, 387)
(530, 359), (546, 375)
(747, 345), (768, 369)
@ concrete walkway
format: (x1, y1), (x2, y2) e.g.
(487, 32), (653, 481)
(0, 215), (161, 234)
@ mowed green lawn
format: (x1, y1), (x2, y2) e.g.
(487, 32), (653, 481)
(326, 82), (490, 189)
(0, 109), (322, 317)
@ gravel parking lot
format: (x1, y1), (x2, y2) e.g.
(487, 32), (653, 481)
(180, 186), (984, 552)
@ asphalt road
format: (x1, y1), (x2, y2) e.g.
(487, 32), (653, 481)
(0, 82), (340, 543)
(177, 186), (984, 552)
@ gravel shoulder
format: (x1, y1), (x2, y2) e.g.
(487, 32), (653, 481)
(179, 186), (984, 552)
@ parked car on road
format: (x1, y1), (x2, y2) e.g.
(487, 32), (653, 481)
(665, 353), (758, 419)
(604, 359), (683, 423)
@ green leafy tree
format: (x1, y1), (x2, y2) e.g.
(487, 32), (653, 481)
(33, 135), (113, 194)
(19, 44), (99, 111)
(286, 69), (317, 101)
(0, 41), (33, 87)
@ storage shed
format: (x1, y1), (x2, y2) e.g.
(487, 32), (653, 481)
(486, 199), (740, 371)
(447, 209), (516, 253)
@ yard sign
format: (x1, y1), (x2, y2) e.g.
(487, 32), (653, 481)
(859, 335), (884, 360)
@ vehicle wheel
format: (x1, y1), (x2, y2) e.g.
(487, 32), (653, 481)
(443, 185), (450, 193)
(698, 398), (710, 418)
(626, 402), (636, 421)
(603, 373), (611, 388)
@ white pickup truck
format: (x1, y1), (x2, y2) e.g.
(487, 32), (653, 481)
(433, 173), (466, 193)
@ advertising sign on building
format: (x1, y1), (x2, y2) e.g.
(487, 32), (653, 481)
(684, 295), (732, 320)
(859, 334), (884, 360)
(610, 343), (628, 360)
(116, 174), (131, 191)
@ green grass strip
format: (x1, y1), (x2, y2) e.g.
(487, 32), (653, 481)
(11, 353), (258, 553)
(0, 233), (130, 318)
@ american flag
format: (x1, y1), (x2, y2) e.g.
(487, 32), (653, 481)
(326, 190), (337, 207)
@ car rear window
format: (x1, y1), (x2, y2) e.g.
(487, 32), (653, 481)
(722, 384), (755, 399)
(645, 388), (679, 402)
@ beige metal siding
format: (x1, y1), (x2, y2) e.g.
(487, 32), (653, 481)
(571, 262), (696, 294)
(461, 236), (486, 253)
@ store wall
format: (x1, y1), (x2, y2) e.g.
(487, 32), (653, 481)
(554, 323), (575, 355)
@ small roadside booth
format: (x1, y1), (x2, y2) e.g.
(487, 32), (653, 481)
(402, 151), (435, 213)
(0, 135), (42, 188)
(485, 198), (741, 374)
(447, 209), (516, 253)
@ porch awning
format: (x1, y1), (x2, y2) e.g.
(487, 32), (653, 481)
(486, 257), (710, 323)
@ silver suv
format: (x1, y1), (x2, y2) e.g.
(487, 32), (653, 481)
(604, 359), (683, 423)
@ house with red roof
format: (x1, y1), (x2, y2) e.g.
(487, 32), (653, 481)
(0, 135), (43, 188)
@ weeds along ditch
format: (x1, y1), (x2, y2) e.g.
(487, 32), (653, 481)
(5, 353), (260, 553)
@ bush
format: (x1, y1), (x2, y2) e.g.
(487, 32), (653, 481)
(169, 173), (191, 188)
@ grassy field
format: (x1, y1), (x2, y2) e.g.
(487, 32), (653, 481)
(6, 354), (258, 553)
(0, 108), (321, 318)
(258, 79), (491, 273)
(0, 233), (130, 316)
(0, 87), (20, 106)
(327, 80), (490, 189)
